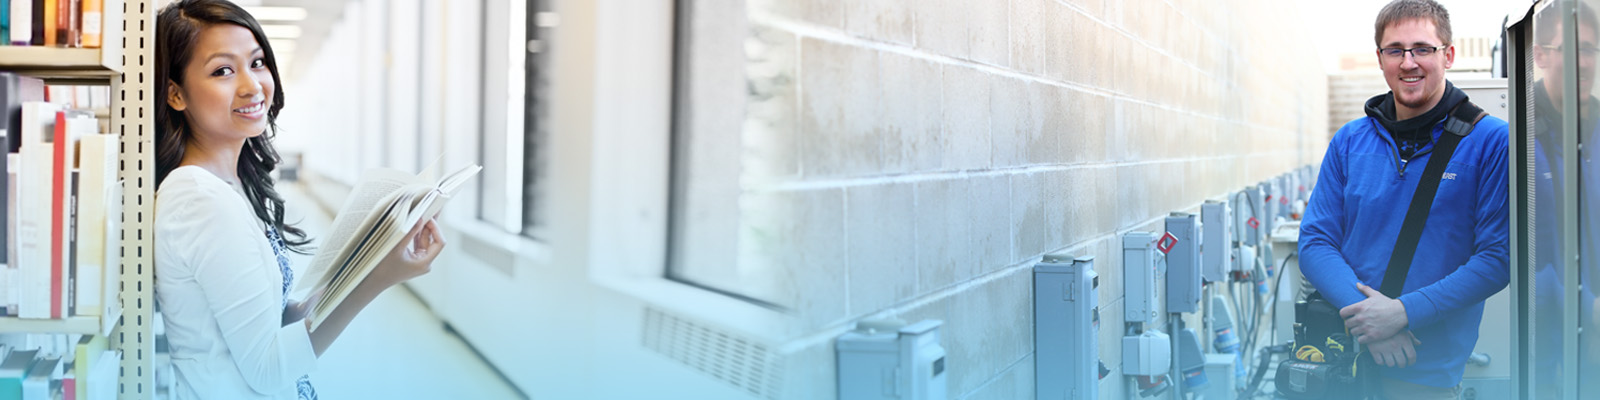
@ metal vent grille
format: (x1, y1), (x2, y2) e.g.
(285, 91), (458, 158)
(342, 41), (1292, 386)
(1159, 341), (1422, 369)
(641, 308), (782, 399)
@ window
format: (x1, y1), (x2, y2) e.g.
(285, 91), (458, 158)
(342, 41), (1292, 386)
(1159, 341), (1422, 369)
(479, 0), (547, 239)
(520, 0), (552, 239)
(665, 0), (785, 309)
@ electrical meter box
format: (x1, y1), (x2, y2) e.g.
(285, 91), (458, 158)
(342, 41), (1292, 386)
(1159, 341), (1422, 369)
(1199, 353), (1239, 400)
(1165, 213), (1201, 313)
(1278, 174), (1294, 220)
(1035, 254), (1099, 400)
(1200, 200), (1230, 283)
(1242, 187), (1263, 247)
(837, 319), (949, 400)
(1258, 181), (1277, 234)
(1123, 232), (1158, 324)
(1122, 330), (1172, 376)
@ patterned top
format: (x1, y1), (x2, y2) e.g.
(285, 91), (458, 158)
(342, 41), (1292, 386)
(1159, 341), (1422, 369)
(266, 226), (320, 400)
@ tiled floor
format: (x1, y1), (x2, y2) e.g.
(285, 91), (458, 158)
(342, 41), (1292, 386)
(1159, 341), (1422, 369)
(279, 181), (524, 400)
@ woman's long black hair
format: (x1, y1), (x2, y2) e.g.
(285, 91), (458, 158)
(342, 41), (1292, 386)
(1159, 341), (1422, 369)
(155, 0), (311, 253)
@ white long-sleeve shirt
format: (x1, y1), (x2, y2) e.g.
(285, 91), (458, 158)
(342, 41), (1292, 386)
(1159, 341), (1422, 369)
(155, 165), (317, 399)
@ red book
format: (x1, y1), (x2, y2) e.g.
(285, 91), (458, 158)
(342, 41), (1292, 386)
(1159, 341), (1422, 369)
(51, 110), (65, 318)
(62, 376), (76, 400)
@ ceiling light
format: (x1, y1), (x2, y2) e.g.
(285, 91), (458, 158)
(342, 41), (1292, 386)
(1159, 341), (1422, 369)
(244, 6), (308, 22)
(261, 25), (302, 39)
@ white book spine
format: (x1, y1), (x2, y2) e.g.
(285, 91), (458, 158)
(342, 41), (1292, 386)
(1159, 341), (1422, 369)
(74, 133), (115, 317)
(5, 154), (16, 316)
(9, 0), (31, 45)
(16, 102), (59, 319)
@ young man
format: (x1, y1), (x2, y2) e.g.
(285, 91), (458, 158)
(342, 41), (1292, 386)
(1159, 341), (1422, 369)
(1298, 0), (1510, 398)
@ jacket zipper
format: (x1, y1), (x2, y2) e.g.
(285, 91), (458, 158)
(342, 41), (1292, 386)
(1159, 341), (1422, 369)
(1390, 145), (1406, 179)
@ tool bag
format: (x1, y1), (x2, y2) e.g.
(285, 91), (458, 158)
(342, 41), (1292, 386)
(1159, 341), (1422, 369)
(1275, 99), (1487, 400)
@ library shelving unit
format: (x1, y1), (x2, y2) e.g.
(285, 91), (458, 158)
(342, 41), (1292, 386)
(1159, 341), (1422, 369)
(0, 0), (156, 399)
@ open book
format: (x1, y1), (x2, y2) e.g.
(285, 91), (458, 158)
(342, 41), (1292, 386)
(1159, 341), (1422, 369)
(291, 163), (481, 331)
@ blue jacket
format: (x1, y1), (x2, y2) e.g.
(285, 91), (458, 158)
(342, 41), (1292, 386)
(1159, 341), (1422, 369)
(1298, 103), (1510, 387)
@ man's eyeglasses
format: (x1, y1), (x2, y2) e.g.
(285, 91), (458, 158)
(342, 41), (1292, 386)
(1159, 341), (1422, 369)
(1378, 46), (1446, 61)
(1538, 44), (1600, 58)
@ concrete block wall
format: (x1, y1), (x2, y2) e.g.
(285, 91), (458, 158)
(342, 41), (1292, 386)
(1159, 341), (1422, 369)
(739, 0), (1331, 398)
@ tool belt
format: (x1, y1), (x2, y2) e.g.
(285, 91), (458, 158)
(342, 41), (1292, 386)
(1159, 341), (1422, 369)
(1275, 292), (1365, 400)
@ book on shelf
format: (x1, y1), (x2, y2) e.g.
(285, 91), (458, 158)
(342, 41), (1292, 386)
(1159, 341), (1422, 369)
(5, 0), (102, 48)
(4, 153), (14, 317)
(292, 163), (481, 331)
(49, 110), (87, 319)
(9, 0), (29, 46)
(1, 0), (11, 45)
(69, 334), (102, 398)
(3, 72), (47, 154)
(12, 102), (100, 321)
(0, 347), (38, 398)
(15, 100), (57, 319)
(20, 354), (59, 400)
(72, 133), (114, 321)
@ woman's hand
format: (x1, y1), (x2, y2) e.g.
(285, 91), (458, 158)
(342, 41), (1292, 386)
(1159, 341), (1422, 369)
(282, 288), (326, 327)
(366, 217), (446, 289)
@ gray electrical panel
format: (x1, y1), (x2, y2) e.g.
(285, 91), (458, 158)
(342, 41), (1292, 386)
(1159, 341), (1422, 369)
(1200, 200), (1230, 283)
(1035, 253), (1099, 400)
(1165, 213), (1201, 313)
(1259, 181), (1277, 234)
(837, 319), (949, 400)
(1278, 174), (1293, 220)
(1242, 186), (1263, 247)
(1123, 232), (1158, 324)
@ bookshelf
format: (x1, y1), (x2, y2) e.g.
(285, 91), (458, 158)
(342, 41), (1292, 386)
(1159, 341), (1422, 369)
(0, 0), (154, 399)
(0, 316), (103, 335)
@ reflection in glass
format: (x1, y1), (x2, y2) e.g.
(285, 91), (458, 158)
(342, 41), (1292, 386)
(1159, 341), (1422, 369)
(1529, 1), (1573, 397)
(1577, 0), (1600, 394)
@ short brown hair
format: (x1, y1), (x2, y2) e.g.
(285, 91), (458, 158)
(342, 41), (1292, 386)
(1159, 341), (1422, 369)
(1374, 0), (1453, 47)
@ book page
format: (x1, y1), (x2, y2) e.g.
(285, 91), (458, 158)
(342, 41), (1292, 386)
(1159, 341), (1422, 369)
(291, 168), (417, 298)
(309, 192), (416, 330)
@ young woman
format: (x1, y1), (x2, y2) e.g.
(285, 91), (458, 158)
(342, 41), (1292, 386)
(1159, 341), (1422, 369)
(153, 1), (446, 399)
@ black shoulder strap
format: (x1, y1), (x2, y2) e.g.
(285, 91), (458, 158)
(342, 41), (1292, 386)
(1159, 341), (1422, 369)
(1380, 100), (1488, 298)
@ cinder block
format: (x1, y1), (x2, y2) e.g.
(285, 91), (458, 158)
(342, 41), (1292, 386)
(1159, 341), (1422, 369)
(742, 188), (848, 329)
(1009, 172), (1051, 261)
(1042, 3), (1073, 83)
(963, 354), (1035, 400)
(940, 67), (993, 171)
(914, 0), (971, 58)
(880, 53), (944, 174)
(971, 175), (1012, 273)
(1063, 0), (1105, 20)
(846, 183), (918, 315)
(844, 0), (913, 45)
(799, 38), (882, 178)
(931, 267), (1032, 395)
(969, 0), (1008, 67)
(1062, 91), (1110, 165)
(1039, 169), (1071, 249)
(1061, 167), (1117, 247)
(914, 179), (979, 293)
(1026, 83), (1066, 165)
(779, 335), (837, 400)
(990, 77), (1041, 168)
(1113, 164), (1146, 230)
(744, 25), (801, 183)
(753, 0), (843, 29)
(1009, 0), (1047, 75)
